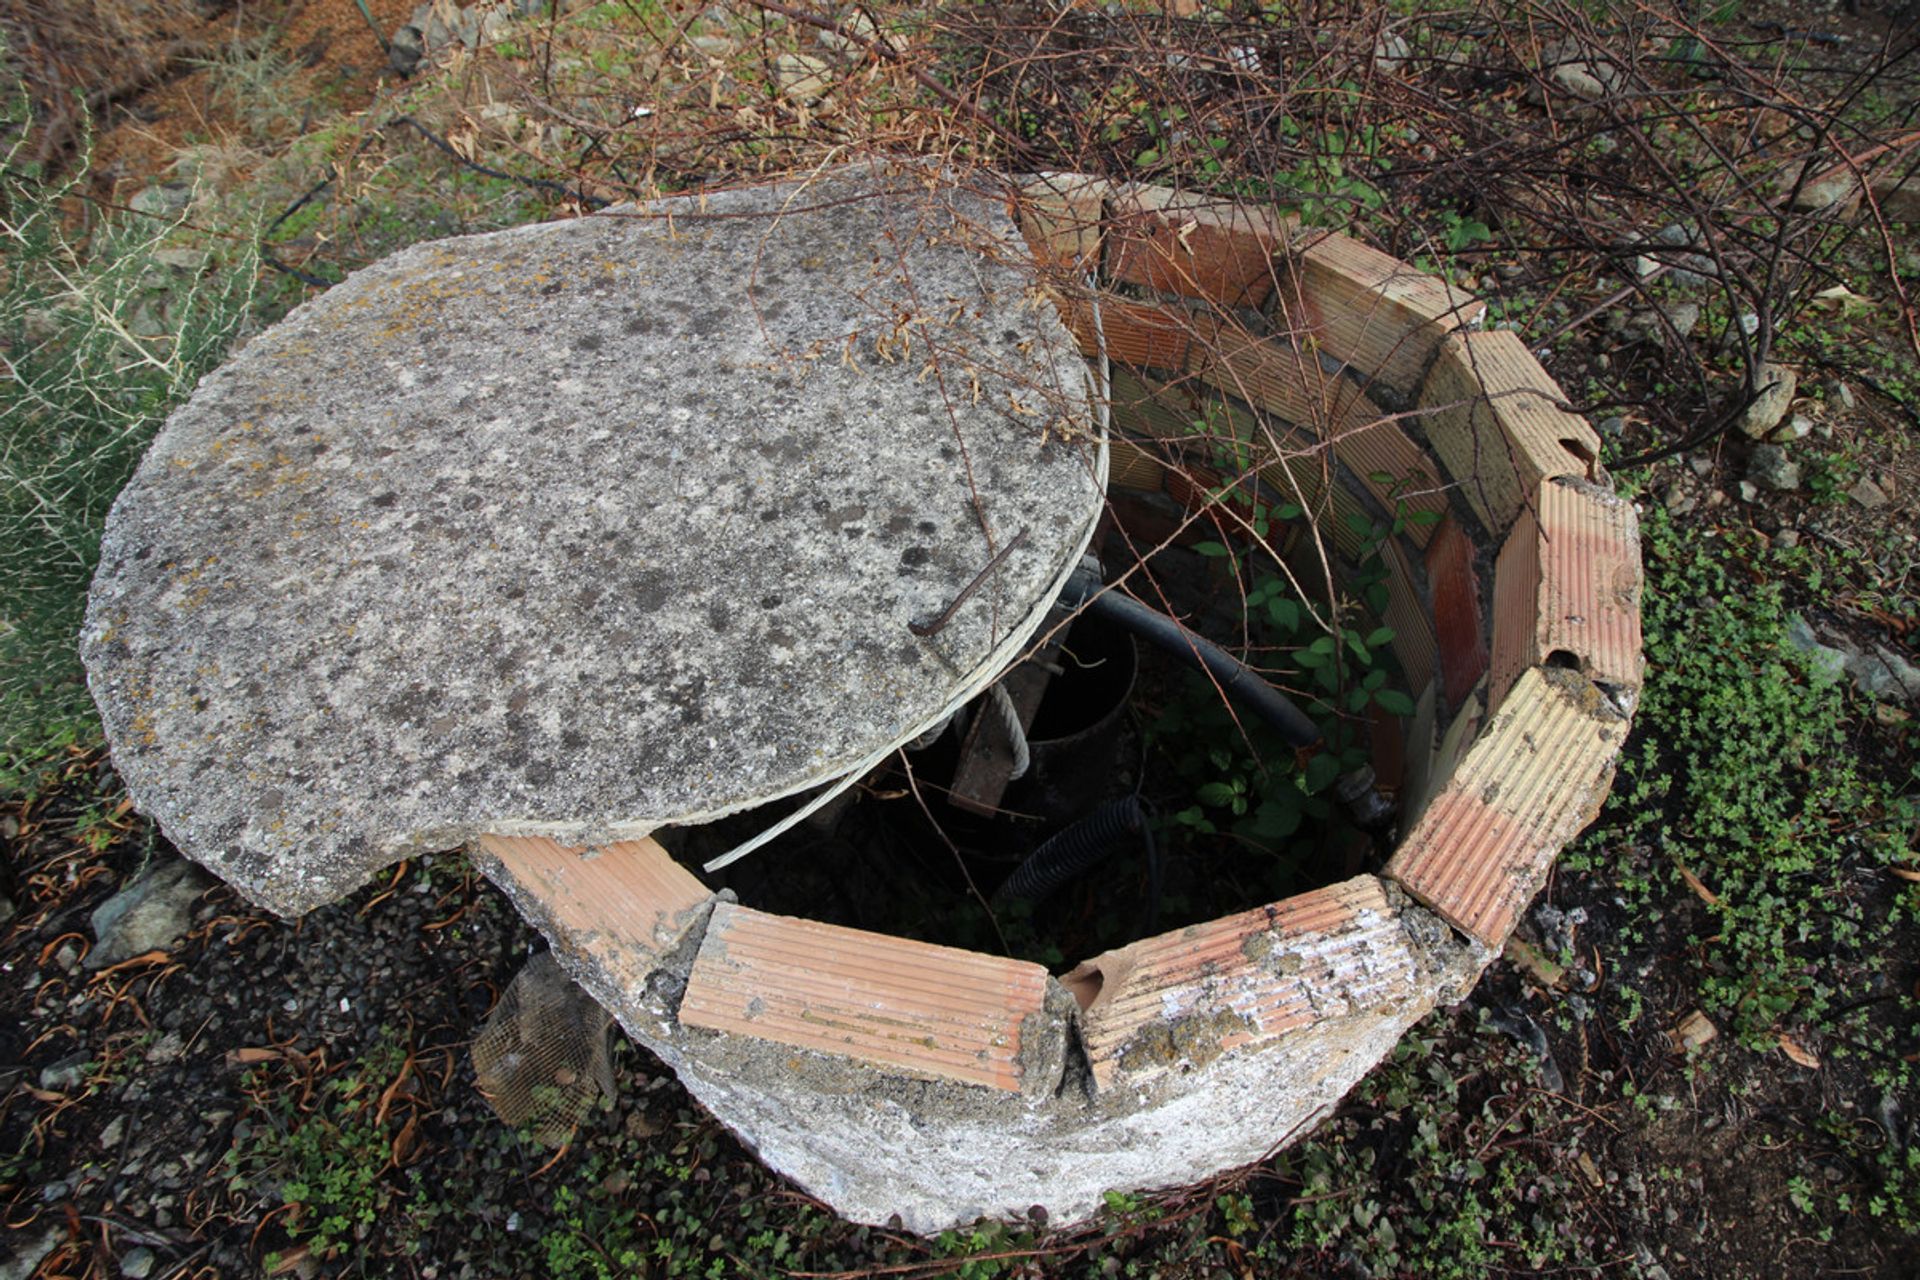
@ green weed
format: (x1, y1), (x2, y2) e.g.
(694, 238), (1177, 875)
(0, 83), (261, 791)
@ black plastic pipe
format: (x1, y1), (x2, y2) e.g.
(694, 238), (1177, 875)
(1059, 565), (1322, 748)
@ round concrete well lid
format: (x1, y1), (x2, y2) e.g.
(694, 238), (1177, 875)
(83, 162), (1107, 916)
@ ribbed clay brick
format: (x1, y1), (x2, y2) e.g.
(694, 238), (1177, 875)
(679, 902), (1054, 1093)
(1015, 172), (1111, 275)
(1185, 335), (1447, 547)
(1271, 230), (1481, 396)
(1056, 291), (1214, 371)
(1386, 666), (1627, 948)
(1064, 876), (1417, 1090)
(1381, 536), (1437, 696)
(1487, 478), (1643, 711)
(1106, 183), (1291, 309)
(1417, 329), (1602, 535)
(473, 834), (711, 969)
(1425, 516), (1489, 712)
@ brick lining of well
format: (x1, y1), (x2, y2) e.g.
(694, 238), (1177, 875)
(469, 172), (1643, 1220)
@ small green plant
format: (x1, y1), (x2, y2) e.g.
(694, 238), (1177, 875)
(226, 1036), (411, 1260)
(0, 78), (261, 791)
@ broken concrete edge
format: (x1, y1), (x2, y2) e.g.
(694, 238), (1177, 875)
(476, 833), (1495, 1233)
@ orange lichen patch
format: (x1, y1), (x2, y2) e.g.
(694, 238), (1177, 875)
(1055, 291), (1213, 371)
(1271, 231), (1481, 395)
(1014, 172), (1112, 274)
(1064, 876), (1417, 1091)
(1105, 182), (1292, 309)
(1425, 516), (1489, 712)
(1386, 666), (1627, 948)
(1488, 478), (1643, 711)
(1417, 329), (1602, 535)
(679, 903), (1053, 1093)
(473, 834), (712, 964)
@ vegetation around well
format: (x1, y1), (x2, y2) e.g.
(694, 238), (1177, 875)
(2, 0), (1918, 1276)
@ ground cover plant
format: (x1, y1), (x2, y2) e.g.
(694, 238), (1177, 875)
(3, 0), (1919, 1275)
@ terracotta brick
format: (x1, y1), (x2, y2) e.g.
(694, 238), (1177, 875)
(1425, 516), (1489, 711)
(1189, 333), (1445, 545)
(1108, 436), (1171, 494)
(473, 834), (712, 972)
(679, 902), (1055, 1094)
(1055, 291), (1213, 371)
(1487, 478), (1643, 712)
(1015, 172), (1111, 275)
(1386, 666), (1627, 948)
(1106, 183), (1292, 309)
(1380, 536), (1437, 697)
(1417, 329), (1602, 535)
(1063, 876), (1419, 1090)
(1272, 230), (1482, 395)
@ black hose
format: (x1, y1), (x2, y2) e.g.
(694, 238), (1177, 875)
(1066, 578), (1322, 748)
(996, 794), (1150, 907)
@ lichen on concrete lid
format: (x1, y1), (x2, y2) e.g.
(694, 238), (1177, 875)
(82, 160), (1106, 916)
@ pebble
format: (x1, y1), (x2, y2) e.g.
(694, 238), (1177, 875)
(1776, 529), (1801, 549)
(1738, 480), (1760, 503)
(99, 1116), (125, 1149)
(1599, 415), (1625, 436)
(120, 1247), (155, 1280)
(1849, 476), (1889, 509)
(1768, 413), (1813, 443)
(1828, 380), (1856, 411)
(1740, 362), (1798, 439)
(1749, 444), (1801, 491)
(39, 1053), (90, 1093)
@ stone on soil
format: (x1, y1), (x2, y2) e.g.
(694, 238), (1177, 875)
(83, 163), (1103, 916)
(1739, 361), (1797, 439)
(1748, 444), (1799, 492)
(88, 857), (214, 968)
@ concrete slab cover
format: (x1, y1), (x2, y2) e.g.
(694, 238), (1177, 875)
(83, 161), (1105, 916)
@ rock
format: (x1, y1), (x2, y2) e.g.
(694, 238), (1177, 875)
(1740, 362), (1797, 439)
(1785, 615), (1849, 682)
(1748, 444), (1800, 492)
(99, 1115), (126, 1149)
(129, 184), (192, 218)
(776, 53), (835, 100)
(388, 24), (424, 75)
(1849, 645), (1920, 704)
(1687, 455), (1713, 479)
(87, 858), (214, 968)
(0, 1226), (63, 1280)
(1828, 379), (1856, 411)
(120, 1247), (155, 1280)
(1848, 476), (1889, 509)
(1598, 416), (1625, 436)
(39, 1051), (90, 1093)
(1373, 32), (1411, 73)
(1662, 482), (1697, 514)
(814, 8), (877, 57)
(81, 163), (1103, 916)
(1775, 529), (1800, 549)
(1768, 413), (1813, 443)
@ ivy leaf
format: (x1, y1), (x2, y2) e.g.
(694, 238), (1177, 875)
(1196, 781), (1239, 808)
(1367, 626), (1395, 648)
(1270, 596), (1302, 631)
(1195, 540), (1231, 558)
(1304, 752), (1342, 793)
(1374, 687), (1416, 716)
